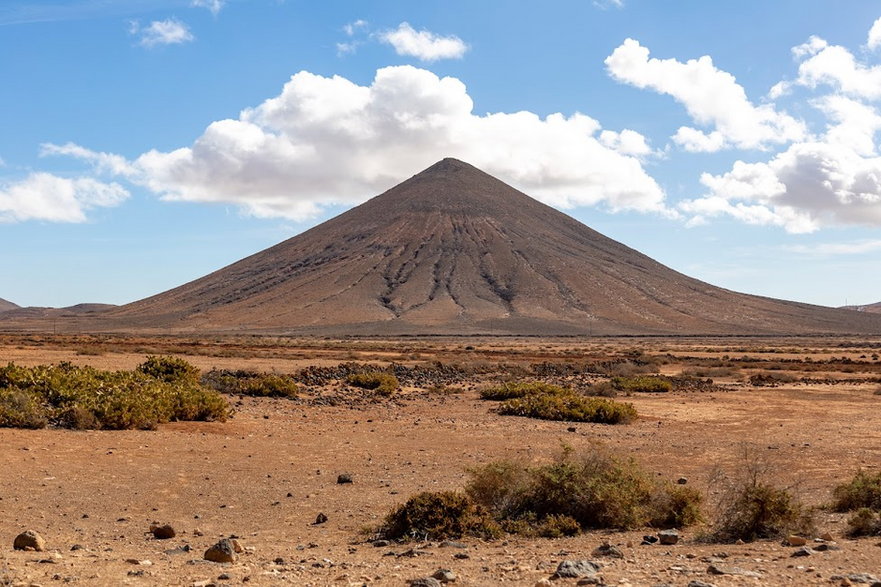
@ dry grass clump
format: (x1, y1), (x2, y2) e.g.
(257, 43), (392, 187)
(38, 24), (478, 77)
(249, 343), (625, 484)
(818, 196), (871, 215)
(379, 446), (702, 541)
(201, 369), (299, 398)
(346, 372), (399, 396)
(0, 360), (229, 430)
(748, 372), (797, 386)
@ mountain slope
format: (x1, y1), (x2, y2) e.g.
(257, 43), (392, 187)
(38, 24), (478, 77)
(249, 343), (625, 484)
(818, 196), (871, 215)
(105, 158), (881, 335)
(0, 298), (18, 313)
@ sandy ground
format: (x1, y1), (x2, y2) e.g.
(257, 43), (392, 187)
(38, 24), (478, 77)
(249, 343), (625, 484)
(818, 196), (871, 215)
(1, 336), (881, 586)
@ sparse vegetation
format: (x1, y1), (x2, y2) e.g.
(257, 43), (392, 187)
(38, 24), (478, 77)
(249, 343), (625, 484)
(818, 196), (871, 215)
(611, 375), (672, 393)
(497, 392), (637, 424)
(380, 446), (703, 541)
(0, 361), (229, 430)
(479, 381), (569, 400)
(748, 372), (797, 386)
(346, 372), (399, 396)
(137, 355), (200, 384)
(201, 369), (299, 398)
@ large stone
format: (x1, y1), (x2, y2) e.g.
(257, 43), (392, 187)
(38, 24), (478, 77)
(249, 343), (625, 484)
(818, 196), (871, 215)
(553, 560), (601, 579)
(592, 542), (624, 558)
(150, 524), (176, 539)
(658, 529), (679, 545)
(204, 539), (237, 563)
(13, 530), (46, 552)
(409, 578), (442, 587)
(785, 534), (807, 546)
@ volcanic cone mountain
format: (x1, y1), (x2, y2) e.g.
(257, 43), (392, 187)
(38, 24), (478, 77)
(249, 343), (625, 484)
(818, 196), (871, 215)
(0, 298), (19, 313)
(108, 158), (881, 335)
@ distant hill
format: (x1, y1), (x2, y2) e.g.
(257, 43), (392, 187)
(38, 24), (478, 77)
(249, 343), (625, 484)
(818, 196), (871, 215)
(0, 298), (19, 313)
(841, 302), (881, 314)
(93, 158), (881, 336)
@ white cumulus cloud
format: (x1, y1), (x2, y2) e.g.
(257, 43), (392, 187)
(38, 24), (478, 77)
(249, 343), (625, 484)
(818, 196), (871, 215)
(132, 18), (194, 48)
(0, 173), (129, 223)
(378, 22), (468, 62)
(868, 17), (881, 50)
(605, 38), (806, 152)
(51, 66), (670, 221)
(792, 35), (881, 99)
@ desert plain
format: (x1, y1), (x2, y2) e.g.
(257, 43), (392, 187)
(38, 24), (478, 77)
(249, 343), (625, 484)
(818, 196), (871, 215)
(0, 333), (880, 587)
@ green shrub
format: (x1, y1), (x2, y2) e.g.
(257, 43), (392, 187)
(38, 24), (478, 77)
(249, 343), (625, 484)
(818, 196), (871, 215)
(846, 507), (881, 537)
(0, 362), (229, 430)
(379, 491), (501, 541)
(712, 481), (813, 542)
(498, 393), (637, 424)
(831, 470), (881, 512)
(479, 381), (569, 400)
(466, 447), (702, 533)
(137, 355), (200, 384)
(611, 376), (672, 393)
(346, 372), (399, 396)
(201, 369), (299, 398)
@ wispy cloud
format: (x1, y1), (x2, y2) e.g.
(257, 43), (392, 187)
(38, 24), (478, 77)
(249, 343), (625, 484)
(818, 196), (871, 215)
(192, 0), (224, 16)
(784, 239), (881, 256)
(378, 22), (468, 62)
(130, 18), (195, 48)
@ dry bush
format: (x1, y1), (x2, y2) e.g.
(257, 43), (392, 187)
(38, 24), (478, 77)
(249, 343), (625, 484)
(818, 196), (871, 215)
(497, 393), (637, 424)
(346, 372), (399, 396)
(708, 448), (814, 543)
(202, 369), (299, 398)
(479, 381), (568, 400)
(378, 491), (501, 541)
(846, 508), (881, 537)
(611, 376), (672, 393)
(831, 470), (881, 512)
(466, 446), (702, 533)
(748, 372), (797, 387)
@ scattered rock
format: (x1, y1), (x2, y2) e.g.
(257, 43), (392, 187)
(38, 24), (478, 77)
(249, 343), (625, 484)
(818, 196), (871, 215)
(439, 540), (467, 549)
(164, 545), (192, 555)
(658, 529), (679, 545)
(553, 559), (601, 579)
(337, 473), (353, 484)
(641, 535), (659, 545)
(687, 581), (716, 587)
(314, 512), (328, 525)
(576, 577), (604, 586)
(372, 539), (390, 547)
(204, 539), (237, 563)
(453, 552), (470, 560)
(534, 580), (553, 587)
(706, 564), (761, 578)
(125, 559), (153, 566)
(790, 547), (814, 557)
(431, 568), (457, 583)
(13, 530), (46, 552)
(785, 535), (807, 547)
(819, 531), (834, 541)
(592, 543), (624, 558)
(814, 542), (840, 552)
(830, 574), (881, 585)
(677, 477), (688, 485)
(150, 524), (176, 539)
(408, 578), (442, 587)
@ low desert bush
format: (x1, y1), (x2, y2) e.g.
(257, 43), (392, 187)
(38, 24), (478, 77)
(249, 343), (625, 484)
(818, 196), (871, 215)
(378, 491), (501, 541)
(346, 372), (399, 396)
(479, 381), (569, 400)
(137, 355), (200, 385)
(466, 446), (702, 533)
(748, 372), (797, 387)
(831, 470), (881, 512)
(0, 361), (229, 430)
(201, 369), (299, 398)
(846, 508), (881, 537)
(611, 376), (672, 393)
(497, 393), (637, 424)
(583, 381), (617, 397)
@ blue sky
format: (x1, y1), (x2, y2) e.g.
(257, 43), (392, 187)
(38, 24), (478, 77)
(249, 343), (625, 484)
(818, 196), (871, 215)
(3, 0), (881, 308)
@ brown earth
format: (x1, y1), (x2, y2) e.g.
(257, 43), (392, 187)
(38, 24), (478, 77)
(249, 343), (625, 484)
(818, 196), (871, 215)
(6, 158), (881, 336)
(0, 298), (18, 313)
(2, 335), (881, 586)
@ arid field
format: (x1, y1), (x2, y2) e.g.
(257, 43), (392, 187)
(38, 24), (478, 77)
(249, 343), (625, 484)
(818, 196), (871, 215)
(2, 334), (881, 586)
